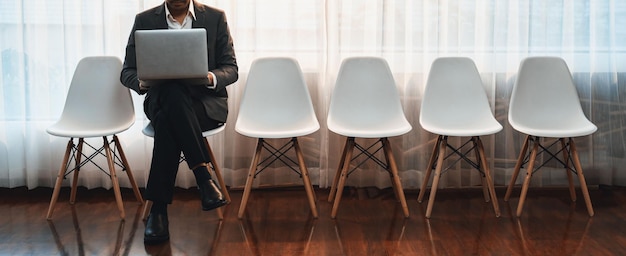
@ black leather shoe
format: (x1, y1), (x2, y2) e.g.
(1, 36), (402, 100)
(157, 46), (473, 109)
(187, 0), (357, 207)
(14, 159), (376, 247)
(199, 179), (228, 211)
(144, 212), (169, 244)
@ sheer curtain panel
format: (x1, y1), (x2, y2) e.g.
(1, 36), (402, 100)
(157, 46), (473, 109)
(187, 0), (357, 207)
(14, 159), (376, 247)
(1, 0), (625, 190)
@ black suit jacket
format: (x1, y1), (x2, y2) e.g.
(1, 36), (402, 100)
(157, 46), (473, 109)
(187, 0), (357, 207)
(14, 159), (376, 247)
(120, 2), (238, 123)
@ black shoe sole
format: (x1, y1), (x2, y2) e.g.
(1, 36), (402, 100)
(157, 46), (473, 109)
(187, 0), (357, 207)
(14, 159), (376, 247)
(144, 235), (170, 244)
(202, 199), (229, 211)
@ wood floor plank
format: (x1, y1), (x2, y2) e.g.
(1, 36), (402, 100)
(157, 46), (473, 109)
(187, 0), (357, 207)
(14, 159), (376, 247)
(0, 186), (625, 255)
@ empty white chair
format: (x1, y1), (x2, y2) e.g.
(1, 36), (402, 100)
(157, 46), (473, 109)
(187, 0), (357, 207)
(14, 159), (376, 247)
(235, 57), (319, 219)
(504, 56), (596, 217)
(140, 123), (230, 220)
(417, 57), (502, 218)
(46, 56), (143, 220)
(327, 56), (411, 218)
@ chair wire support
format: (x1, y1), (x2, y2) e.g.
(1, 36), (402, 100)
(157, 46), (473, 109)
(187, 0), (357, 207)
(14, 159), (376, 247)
(431, 136), (483, 177)
(518, 136), (578, 176)
(253, 138), (303, 178)
(328, 137), (410, 218)
(345, 139), (389, 177)
(418, 135), (501, 218)
(47, 135), (144, 220)
(62, 136), (126, 180)
(237, 137), (319, 219)
(504, 135), (594, 217)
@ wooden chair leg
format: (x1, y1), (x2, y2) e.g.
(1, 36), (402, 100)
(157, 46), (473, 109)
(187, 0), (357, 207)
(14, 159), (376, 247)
(382, 138), (409, 218)
(104, 136), (125, 220)
(205, 138), (229, 220)
(382, 140), (400, 204)
(293, 138), (319, 218)
(560, 138), (577, 202)
(516, 138), (540, 217)
(425, 136), (448, 218)
(472, 137), (491, 203)
(475, 137), (501, 217)
(47, 139), (74, 220)
(328, 138), (350, 203)
(142, 200), (153, 221)
(238, 139), (264, 219)
(204, 138), (230, 202)
(505, 135), (531, 201)
(113, 135), (144, 204)
(569, 138), (594, 216)
(418, 136), (441, 203)
(70, 138), (84, 204)
(331, 138), (355, 219)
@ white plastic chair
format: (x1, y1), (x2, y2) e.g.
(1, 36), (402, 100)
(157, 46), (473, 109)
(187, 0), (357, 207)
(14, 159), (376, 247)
(504, 56), (596, 217)
(235, 57), (319, 219)
(417, 57), (502, 218)
(140, 123), (230, 220)
(326, 57), (411, 218)
(46, 56), (143, 220)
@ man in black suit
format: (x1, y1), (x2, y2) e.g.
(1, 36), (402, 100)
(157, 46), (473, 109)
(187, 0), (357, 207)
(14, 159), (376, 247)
(120, 0), (238, 244)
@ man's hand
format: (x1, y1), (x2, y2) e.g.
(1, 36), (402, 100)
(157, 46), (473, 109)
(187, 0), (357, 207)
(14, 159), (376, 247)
(139, 80), (151, 92)
(207, 72), (214, 86)
(206, 72), (216, 89)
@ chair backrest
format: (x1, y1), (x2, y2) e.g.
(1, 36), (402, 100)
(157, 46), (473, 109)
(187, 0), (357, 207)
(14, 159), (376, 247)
(508, 56), (597, 137)
(48, 56), (135, 137)
(420, 57), (502, 136)
(327, 57), (411, 138)
(235, 57), (319, 138)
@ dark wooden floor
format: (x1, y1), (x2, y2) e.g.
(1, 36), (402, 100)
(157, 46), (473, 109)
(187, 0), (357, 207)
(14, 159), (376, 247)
(1, 185), (625, 255)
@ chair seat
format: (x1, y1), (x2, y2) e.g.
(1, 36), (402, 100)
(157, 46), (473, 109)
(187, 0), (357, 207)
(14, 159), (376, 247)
(142, 122), (226, 138)
(509, 119), (597, 138)
(420, 118), (502, 137)
(235, 123), (319, 139)
(328, 121), (412, 138)
(47, 120), (134, 138)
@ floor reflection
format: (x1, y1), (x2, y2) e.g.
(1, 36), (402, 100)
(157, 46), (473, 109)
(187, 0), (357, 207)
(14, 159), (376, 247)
(333, 203), (408, 256)
(47, 215), (70, 255)
(384, 203), (408, 256)
(419, 198), (494, 256)
(142, 213), (224, 256)
(206, 220), (224, 256)
(424, 219), (439, 255)
(504, 201), (593, 256)
(144, 240), (173, 256)
(47, 205), (142, 256)
(238, 211), (317, 256)
(332, 219), (347, 256)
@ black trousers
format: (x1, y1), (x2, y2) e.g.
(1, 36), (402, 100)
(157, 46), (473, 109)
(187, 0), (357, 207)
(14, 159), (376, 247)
(143, 84), (221, 204)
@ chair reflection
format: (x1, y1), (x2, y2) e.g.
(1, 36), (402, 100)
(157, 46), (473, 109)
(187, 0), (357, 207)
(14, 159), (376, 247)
(238, 211), (317, 256)
(142, 219), (224, 256)
(206, 220), (225, 256)
(420, 202), (491, 255)
(504, 201), (592, 255)
(383, 206), (408, 256)
(424, 219), (439, 256)
(47, 204), (142, 255)
(332, 203), (408, 256)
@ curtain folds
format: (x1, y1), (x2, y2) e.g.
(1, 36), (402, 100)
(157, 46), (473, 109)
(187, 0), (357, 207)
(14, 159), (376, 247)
(1, 0), (625, 190)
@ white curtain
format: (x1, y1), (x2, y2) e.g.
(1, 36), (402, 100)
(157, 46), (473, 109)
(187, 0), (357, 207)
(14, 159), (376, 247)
(1, 0), (625, 190)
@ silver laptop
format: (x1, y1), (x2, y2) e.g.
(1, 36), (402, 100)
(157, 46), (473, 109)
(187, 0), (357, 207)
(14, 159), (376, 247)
(135, 28), (208, 85)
